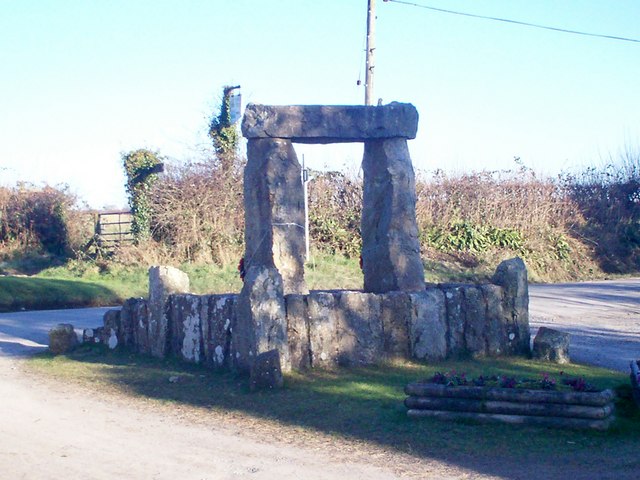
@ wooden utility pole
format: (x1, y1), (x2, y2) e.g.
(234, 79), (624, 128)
(365, 0), (376, 105)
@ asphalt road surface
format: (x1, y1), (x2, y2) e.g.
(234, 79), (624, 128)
(0, 306), (111, 357)
(529, 278), (640, 372)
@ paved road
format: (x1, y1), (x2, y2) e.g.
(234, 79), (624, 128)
(529, 278), (640, 372)
(0, 306), (113, 357)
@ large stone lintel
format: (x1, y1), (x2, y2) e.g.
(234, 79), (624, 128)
(242, 103), (418, 143)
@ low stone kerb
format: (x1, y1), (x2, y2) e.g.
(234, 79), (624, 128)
(241, 103), (418, 143)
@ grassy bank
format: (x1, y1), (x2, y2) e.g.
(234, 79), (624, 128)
(0, 253), (364, 312)
(26, 346), (640, 476)
(1, 248), (636, 312)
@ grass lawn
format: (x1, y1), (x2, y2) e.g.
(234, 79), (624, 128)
(25, 345), (640, 476)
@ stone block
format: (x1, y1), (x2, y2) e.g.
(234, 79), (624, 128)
(442, 285), (466, 356)
(235, 266), (289, 373)
(361, 138), (425, 293)
(244, 138), (307, 295)
(336, 291), (383, 366)
(480, 284), (507, 356)
(120, 298), (147, 349)
(249, 349), (284, 391)
(169, 294), (203, 364)
(133, 300), (150, 355)
(492, 258), (530, 355)
(380, 291), (411, 359)
(48, 323), (78, 355)
(285, 294), (311, 370)
(533, 327), (570, 364)
(408, 288), (447, 360)
(82, 327), (103, 344)
(242, 103), (419, 143)
(462, 286), (487, 358)
(148, 266), (190, 358)
(307, 291), (340, 368)
(201, 295), (235, 369)
(102, 309), (121, 349)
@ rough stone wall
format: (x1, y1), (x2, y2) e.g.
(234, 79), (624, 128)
(101, 258), (530, 369)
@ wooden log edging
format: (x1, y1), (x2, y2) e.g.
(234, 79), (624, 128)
(405, 382), (616, 430)
(630, 360), (640, 408)
(406, 409), (614, 431)
(405, 382), (615, 406)
(405, 396), (613, 419)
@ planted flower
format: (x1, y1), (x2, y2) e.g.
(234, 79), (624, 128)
(499, 376), (518, 389)
(423, 371), (596, 392)
(539, 372), (557, 390)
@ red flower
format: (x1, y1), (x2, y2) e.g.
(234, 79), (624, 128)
(238, 257), (246, 281)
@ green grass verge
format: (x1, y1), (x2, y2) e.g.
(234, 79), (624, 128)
(0, 251), (593, 312)
(0, 276), (124, 312)
(26, 346), (640, 470)
(0, 254), (364, 312)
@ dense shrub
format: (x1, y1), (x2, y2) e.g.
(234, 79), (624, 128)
(0, 184), (90, 260)
(563, 151), (640, 272)
(145, 157), (244, 264)
(308, 171), (362, 258)
(414, 165), (597, 280)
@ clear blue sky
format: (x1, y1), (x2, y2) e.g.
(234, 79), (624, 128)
(1, 0), (639, 208)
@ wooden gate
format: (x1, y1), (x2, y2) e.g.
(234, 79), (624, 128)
(96, 210), (133, 245)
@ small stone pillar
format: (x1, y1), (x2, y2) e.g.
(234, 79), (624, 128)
(148, 266), (190, 358)
(244, 138), (307, 296)
(362, 138), (425, 293)
(492, 257), (530, 355)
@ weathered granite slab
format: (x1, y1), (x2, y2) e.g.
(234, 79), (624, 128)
(244, 138), (307, 295)
(361, 138), (425, 293)
(242, 103), (418, 143)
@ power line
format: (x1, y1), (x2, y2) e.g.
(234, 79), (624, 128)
(384, 0), (640, 44)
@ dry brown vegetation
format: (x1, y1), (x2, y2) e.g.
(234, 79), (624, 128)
(2, 152), (638, 283)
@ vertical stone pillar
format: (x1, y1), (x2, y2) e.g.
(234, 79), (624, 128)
(244, 138), (307, 295)
(148, 266), (190, 358)
(361, 138), (425, 293)
(492, 257), (530, 355)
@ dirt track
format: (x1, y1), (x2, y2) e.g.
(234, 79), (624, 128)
(1, 355), (417, 480)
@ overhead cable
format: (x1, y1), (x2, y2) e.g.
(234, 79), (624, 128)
(384, 0), (640, 44)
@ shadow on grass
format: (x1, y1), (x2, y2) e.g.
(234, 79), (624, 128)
(0, 276), (122, 312)
(39, 345), (640, 479)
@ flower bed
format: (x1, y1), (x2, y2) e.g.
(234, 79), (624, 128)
(630, 360), (640, 408)
(405, 371), (616, 430)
